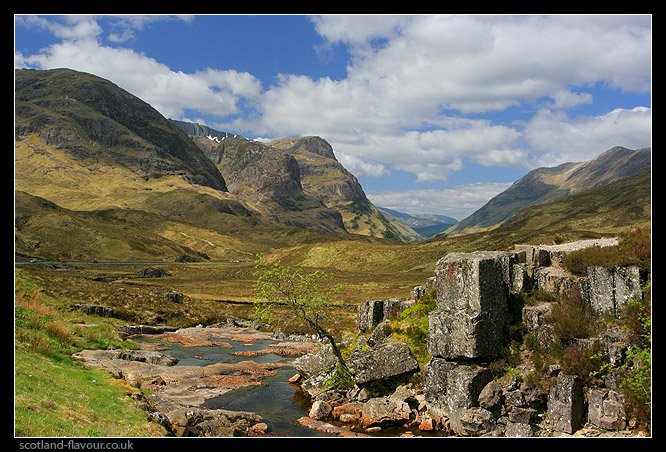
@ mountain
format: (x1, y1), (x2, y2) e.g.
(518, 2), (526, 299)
(378, 207), (458, 239)
(173, 121), (407, 240)
(16, 68), (226, 192)
(448, 146), (651, 235)
(16, 68), (384, 261)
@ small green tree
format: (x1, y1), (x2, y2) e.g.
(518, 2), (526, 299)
(254, 261), (348, 370)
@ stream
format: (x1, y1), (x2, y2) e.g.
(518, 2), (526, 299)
(137, 337), (331, 437)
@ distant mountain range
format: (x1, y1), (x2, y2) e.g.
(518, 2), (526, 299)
(377, 208), (457, 240)
(448, 146), (651, 235)
(14, 68), (651, 261)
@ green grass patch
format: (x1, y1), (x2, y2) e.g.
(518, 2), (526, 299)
(389, 291), (437, 365)
(15, 269), (162, 437)
(15, 351), (163, 437)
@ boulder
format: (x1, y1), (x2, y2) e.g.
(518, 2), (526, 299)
(72, 304), (116, 318)
(514, 244), (551, 267)
(357, 300), (385, 332)
(347, 342), (418, 386)
(116, 325), (179, 335)
(504, 390), (526, 408)
(164, 291), (184, 303)
(250, 422), (269, 434)
(508, 407), (537, 424)
(522, 303), (552, 332)
(535, 266), (586, 300)
(588, 388), (626, 431)
(587, 267), (615, 315)
(479, 381), (503, 414)
(331, 403), (363, 423)
(511, 264), (530, 294)
(505, 422), (533, 437)
(361, 397), (412, 427)
(292, 344), (336, 379)
(367, 320), (392, 347)
(424, 359), (493, 435)
(548, 374), (585, 434)
(117, 350), (178, 366)
(520, 381), (545, 409)
(430, 252), (508, 360)
(600, 327), (629, 368)
(139, 267), (167, 278)
(613, 266), (642, 315)
(460, 408), (495, 436)
(384, 299), (410, 320)
(309, 400), (332, 420)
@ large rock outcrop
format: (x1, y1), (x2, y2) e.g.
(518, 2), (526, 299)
(429, 252), (508, 360)
(588, 388), (627, 431)
(424, 359), (494, 435)
(588, 266), (641, 317)
(347, 342), (418, 386)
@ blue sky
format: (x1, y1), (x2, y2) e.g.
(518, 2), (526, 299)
(15, 15), (651, 220)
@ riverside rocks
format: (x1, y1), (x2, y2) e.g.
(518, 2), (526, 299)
(347, 342), (418, 386)
(548, 375), (585, 434)
(424, 359), (493, 435)
(588, 388), (626, 430)
(293, 344), (337, 379)
(430, 252), (508, 360)
(361, 396), (412, 427)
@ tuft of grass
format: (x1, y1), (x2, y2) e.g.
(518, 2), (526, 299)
(390, 290), (437, 365)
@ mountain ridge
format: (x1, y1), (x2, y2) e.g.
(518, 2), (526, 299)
(449, 146), (651, 235)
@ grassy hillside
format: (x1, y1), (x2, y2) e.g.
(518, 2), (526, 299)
(14, 270), (165, 437)
(16, 68), (226, 191)
(450, 146), (650, 234)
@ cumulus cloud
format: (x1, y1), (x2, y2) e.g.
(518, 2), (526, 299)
(16, 16), (261, 120)
(367, 182), (513, 220)
(524, 106), (652, 166)
(550, 89), (593, 109)
(15, 14), (651, 186)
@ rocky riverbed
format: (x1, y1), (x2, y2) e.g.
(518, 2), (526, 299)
(72, 325), (330, 436)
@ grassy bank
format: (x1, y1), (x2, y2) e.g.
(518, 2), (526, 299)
(14, 269), (165, 437)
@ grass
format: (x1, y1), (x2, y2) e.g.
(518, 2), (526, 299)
(388, 290), (437, 365)
(15, 352), (162, 437)
(14, 269), (165, 437)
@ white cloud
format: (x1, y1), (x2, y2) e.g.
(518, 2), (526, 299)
(234, 15), (650, 181)
(550, 89), (593, 109)
(310, 15), (411, 47)
(368, 182), (513, 220)
(16, 16), (261, 121)
(15, 14), (652, 185)
(524, 106), (652, 166)
(337, 152), (389, 177)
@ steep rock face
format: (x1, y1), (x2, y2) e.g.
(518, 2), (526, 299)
(15, 69), (226, 192)
(450, 146), (651, 234)
(174, 120), (406, 240)
(430, 252), (508, 360)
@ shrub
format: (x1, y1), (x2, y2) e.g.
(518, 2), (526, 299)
(563, 245), (626, 276)
(324, 364), (355, 391)
(563, 228), (651, 276)
(523, 290), (557, 306)
(549, 289), (599, 343)
(620, 286), (651, 428)
(559, 341), (605, 385)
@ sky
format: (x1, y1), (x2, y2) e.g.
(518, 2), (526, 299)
(14, 15), (652, 220)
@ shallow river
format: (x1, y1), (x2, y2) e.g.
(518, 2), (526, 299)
(138, 337), (330, 437)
